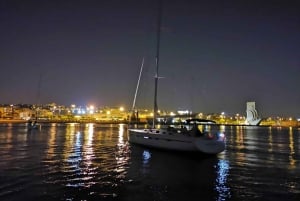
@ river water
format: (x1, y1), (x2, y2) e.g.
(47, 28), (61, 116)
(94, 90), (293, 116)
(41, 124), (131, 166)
(0, 123), (299, 201)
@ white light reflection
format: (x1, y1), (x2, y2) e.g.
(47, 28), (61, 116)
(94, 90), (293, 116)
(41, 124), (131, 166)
(65, 131), (83, 187)
(84, 123), (94, 167)
(118, 124), (124, 146)
(114, 124), (130, 178)
(215, 159), (231, 200)
(142, 150), (151, 165)
(74, 131), (82, 166)
(139, 150), (152, 175)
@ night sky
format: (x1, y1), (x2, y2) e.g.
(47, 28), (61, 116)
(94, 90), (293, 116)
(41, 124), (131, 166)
(1, 0), (299, 118)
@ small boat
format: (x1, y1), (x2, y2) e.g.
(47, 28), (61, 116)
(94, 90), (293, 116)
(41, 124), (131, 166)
(28, 103), (42, 131)
(128, 1), (225, 155)
(28, 73), (43, 131)
(27, 119), (40, 130)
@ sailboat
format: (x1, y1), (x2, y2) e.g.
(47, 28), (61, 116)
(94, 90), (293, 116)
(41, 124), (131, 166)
(127, 1), (226, 155)
(27, 118), (39, 130)
(27, 73), (42, 130)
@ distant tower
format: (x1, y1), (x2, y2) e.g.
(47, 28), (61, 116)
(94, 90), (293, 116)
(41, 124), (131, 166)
(245, 101), (262, 126)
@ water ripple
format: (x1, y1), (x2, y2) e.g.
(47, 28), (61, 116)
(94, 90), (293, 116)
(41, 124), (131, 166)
(0, 124), (299, 201)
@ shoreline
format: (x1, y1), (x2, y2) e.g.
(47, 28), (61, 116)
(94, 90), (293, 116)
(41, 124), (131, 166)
(0, 119), (28, 124)
(0, 119), (128, 124)
(0, 119), (298, 128)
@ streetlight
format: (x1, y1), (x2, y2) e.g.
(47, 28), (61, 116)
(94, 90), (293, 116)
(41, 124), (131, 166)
(10, 104), (14, 119)
(236, 113), (240, 124)
(89, 105), (94, 114)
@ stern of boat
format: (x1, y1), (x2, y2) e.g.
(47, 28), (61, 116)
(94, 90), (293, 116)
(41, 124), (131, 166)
(193, 133), (226, 154)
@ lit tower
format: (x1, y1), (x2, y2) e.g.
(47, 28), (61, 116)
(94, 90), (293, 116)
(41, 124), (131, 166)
(245, 101), (262, 126)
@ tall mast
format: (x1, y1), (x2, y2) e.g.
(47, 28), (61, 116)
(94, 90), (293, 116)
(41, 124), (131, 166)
(36, 72), (42, 106)
(153, 0), (162, 128)
(36, 72), (43, 120)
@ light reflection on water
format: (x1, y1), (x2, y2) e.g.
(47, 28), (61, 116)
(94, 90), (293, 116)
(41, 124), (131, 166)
(142, 150), (151, 164)
(288, 127), (296, 169)
(215, 159), (231, 201)
(0, 124), (300, 200)
(115, 124), (130, 179)
(223, 126), (300, 200)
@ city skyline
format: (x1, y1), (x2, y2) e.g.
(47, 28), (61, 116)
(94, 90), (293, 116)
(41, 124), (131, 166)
(1, 0), (299, 117)
(0, 101), (297, 120)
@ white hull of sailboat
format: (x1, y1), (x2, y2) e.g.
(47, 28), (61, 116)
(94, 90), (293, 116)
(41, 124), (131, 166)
(128, 129), (225, 155)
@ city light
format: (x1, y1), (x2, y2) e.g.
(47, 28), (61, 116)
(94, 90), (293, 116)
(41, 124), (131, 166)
(88, 105), (94, 114)
(0, 103), (298, 127)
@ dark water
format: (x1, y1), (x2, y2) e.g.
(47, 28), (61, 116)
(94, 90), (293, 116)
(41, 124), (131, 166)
(0, 123), (299, 201)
